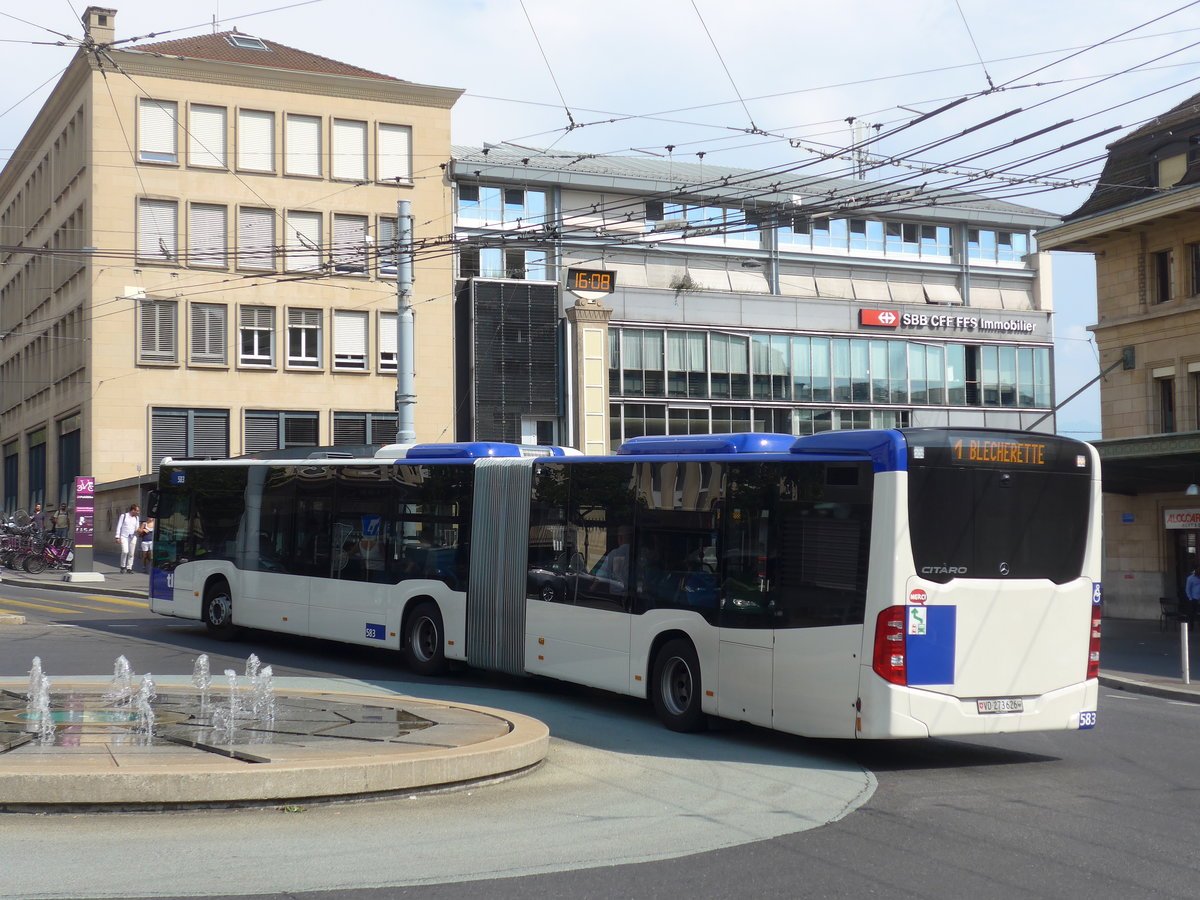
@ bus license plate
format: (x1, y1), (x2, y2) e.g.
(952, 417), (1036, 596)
(977, 698), (1023, 714)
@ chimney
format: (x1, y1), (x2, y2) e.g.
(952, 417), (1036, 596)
(82, 7), (117, 45)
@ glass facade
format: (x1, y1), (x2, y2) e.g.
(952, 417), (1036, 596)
(456, 184), (1033, 269)
(608, 326), (1049, 448)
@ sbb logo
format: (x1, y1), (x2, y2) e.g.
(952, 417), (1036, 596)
(860, 309), (899, 327)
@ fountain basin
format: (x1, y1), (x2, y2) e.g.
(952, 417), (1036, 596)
(0, 683), (549, 809)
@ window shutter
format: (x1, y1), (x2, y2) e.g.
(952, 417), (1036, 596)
(244, 414), (281, 453)
(285, 114), (321, 176)
(331, 214), (367, 271)
(371, 415), (398, 444)
(378, 216), (397, 274)
(188, 105), (226, 168)
(379, 312), (397, 371)
(333, 310), (367, 369)
(138, 199), (177, 261)
(189, 303), (227, 364)
(377, 124), (412, 182)
(333, 413), (367, 445)
(139, 99), (177, 162)
(332, 119), (367, 181)
(241, 305), (274, 330)
(139, 300), (177, 363)
(284, 414), (319, 447)
(191, 412), (230, 458)
(150, 410), (188, 466)
(289, 308), (321, 329)
(188, 203), (227, 267)
(237, 109), (274, 171)
(238, 208), (275, 270)
(286, 211), (322, 272)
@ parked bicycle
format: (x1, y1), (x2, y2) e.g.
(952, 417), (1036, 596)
(0, 510), (74, 573)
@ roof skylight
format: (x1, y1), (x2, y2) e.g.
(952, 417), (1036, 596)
(226, 34), (269, 51)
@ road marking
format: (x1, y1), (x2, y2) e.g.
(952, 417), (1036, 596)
(79, 595), (150, 609)
(16, 597), (135, 613)
(0, 597), (85, 615)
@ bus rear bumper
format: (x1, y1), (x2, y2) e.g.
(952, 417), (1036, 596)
(858, 675), (1100, 739)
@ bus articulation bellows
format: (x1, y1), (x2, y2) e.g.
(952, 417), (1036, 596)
(148, 427), (1102, 739)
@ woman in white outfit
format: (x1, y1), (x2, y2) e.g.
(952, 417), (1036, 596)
(114, 504), (140, 574)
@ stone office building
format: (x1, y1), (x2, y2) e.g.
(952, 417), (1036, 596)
(0, 7), (460, 525)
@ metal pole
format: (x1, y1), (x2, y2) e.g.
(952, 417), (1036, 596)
(395, 199), (416, 443)
(1182, 620), (1190, 685)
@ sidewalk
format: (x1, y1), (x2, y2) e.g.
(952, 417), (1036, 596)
(0, 547), (149, 600)
(3, 561), (1200, 705)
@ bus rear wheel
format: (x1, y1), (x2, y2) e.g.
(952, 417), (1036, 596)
(203, 580), (238, 641)
(404, 602), (448, 676)
(651, 638), (706, 732)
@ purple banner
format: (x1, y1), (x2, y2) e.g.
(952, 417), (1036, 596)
(74, 475), (94, 547)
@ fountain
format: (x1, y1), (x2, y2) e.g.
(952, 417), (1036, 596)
(33, 676), (54, 745)
(103, 655), (135, 706)
(191, 654), (211, 710)
(133, 674), (157, 739)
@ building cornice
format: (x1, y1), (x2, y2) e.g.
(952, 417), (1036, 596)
(100, 49), (463, 109)
(1091, 297), (1200, 333)
(1038, 184), (1200, 252)
(0, 52), (91, 201)
(1094, 431), (1200, 460)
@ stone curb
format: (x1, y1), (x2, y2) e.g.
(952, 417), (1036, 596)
(0, 685), (549, 808)
(1099, 674), (1200, 705)
(0, 573), (147, 601)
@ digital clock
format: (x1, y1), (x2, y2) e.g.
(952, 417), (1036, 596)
(566, 268), (616, 293)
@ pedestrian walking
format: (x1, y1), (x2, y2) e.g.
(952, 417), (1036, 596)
(114, 504), (140, 573)
(31, 503), (45, 532)
(138, 516), (155, 572)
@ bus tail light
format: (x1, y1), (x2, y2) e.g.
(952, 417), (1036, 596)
(1086, 609), (1101, 679)
(873, 606), (907, 685)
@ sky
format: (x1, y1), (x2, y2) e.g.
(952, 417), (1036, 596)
(3, 0), (1199, 441)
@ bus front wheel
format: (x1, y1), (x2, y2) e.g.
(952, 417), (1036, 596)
(651, 638), (706, 732)
(404, 602), (448, 676)
(203, 580), (238, 641)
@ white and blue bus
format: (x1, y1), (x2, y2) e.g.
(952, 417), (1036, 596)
(148, 427), (1102, 739)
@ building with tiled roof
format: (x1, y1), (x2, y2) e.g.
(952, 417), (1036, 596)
(0, 6), (461, 545)
(1039, 91), (1200, 619)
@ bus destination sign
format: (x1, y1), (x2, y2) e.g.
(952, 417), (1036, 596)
(952, 437), (1047, 466)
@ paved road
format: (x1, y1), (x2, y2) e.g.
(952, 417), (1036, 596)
(3, 583), (1200, 899)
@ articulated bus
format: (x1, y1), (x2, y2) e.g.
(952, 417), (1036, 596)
(148, 427), (1102, 739)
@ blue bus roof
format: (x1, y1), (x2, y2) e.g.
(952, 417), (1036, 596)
(617, 433), (797, 456)
(402, 442), (572, 460)
(789, 430), (907, 471)
(398, 432), (908, 471)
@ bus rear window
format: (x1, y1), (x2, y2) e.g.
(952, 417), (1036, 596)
(907, 466), (1089, 584)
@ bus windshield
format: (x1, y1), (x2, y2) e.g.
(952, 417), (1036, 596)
(905, 430), (1092, 584)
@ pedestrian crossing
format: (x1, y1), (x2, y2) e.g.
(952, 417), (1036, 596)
(0, 593), (149, 619)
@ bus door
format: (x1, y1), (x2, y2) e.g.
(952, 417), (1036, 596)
(717, 504), (774, 727)
(524, 462), (633, 694)
(725, 462), (872, 738)
(238, 466), (311, 636)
